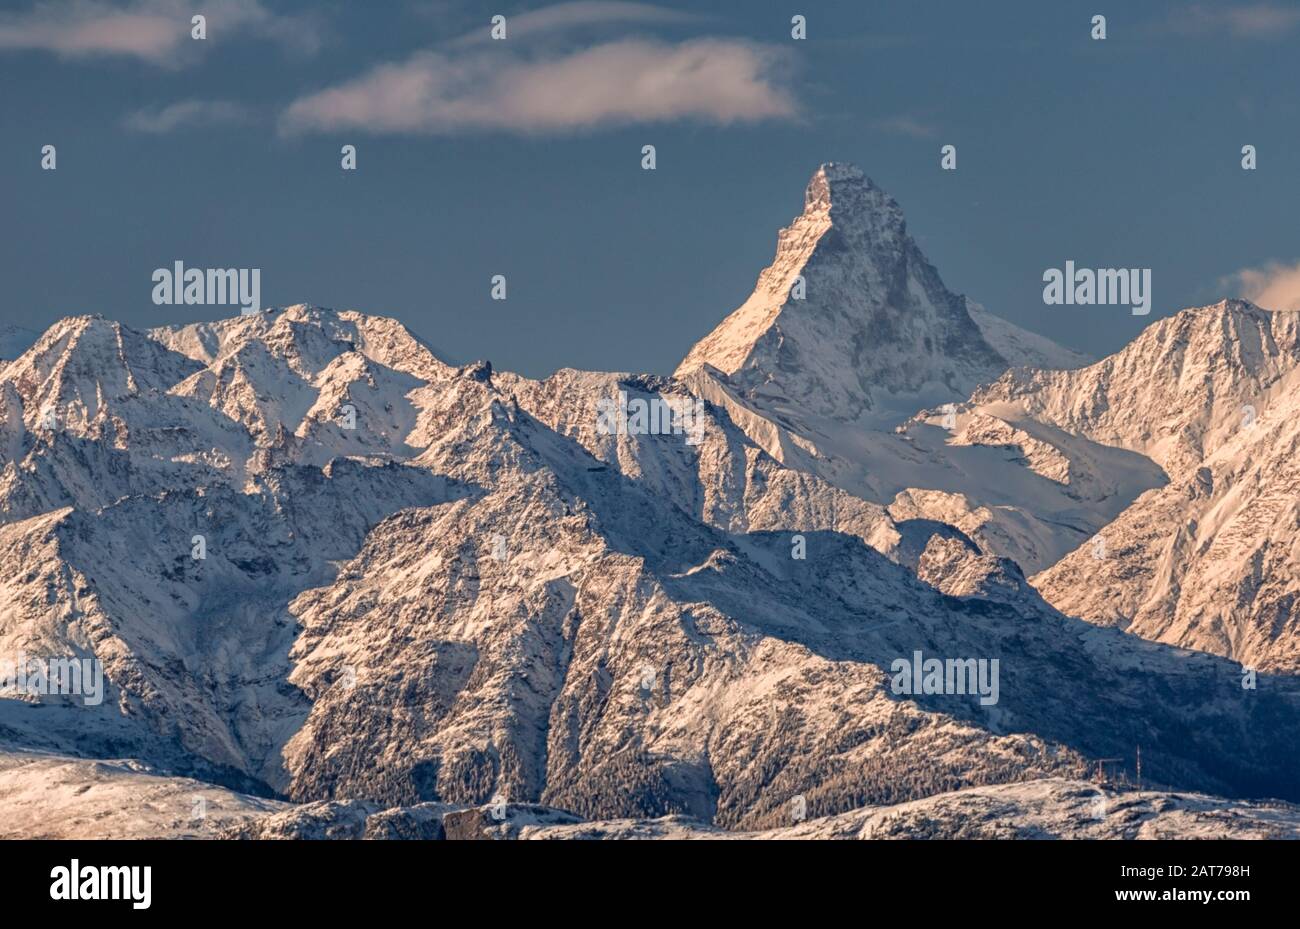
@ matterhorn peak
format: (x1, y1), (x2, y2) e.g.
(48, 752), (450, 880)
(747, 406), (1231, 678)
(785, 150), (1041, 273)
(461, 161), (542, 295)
(802, 162), (903, 233)
(677, 162), (1074, 427)
(804, 161), (868, 208)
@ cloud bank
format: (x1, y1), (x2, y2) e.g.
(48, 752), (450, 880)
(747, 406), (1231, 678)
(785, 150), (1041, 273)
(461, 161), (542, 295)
(281, 37), (796, 135)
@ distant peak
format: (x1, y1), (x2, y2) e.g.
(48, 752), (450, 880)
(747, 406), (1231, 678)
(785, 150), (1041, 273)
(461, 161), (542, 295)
(1211, 298), (1262, 314)
(676, 159), (1083, 422)
(815, 161), (865, 182)
(805, 162), (867, 208)
(802, 162), (902, 233)
(1162, 299), (1269, 326)
(279, 303), (334, 317)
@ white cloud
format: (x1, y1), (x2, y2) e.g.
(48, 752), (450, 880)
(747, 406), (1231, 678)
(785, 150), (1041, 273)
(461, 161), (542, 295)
(123, 99), (249, 132)
(1222, 260), (1300, 311)
(281, 37), (795, 135)
(0, 0), (322, 64)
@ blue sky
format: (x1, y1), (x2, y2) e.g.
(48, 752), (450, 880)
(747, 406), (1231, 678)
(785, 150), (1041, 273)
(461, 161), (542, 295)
(3, 0), (1299, 377)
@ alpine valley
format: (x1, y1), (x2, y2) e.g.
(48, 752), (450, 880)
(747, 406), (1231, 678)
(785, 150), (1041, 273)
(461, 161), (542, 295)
(3, 164), (1299, 840)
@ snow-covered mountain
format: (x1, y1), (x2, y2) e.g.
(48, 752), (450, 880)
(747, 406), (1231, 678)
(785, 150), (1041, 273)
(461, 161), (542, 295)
(676, 163), (1089, 429)
(673, 164), (1300, 680)
(674, 164), (1300, 679)
(963, 300), (1300, 672)
(3, 168), (1300, 840)
(968, 299), (1300, 481)
(675, 166), (1138, 575)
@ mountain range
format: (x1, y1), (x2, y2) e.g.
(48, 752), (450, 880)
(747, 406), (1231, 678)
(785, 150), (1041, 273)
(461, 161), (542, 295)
(3, 164), (1299, 839)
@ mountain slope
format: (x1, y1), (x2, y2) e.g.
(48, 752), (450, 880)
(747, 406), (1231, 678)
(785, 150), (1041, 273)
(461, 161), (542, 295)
(928, 300), (1300, 671)
(969, 300), (1300, 480)
(0, 750), (285, 839)
(280, 373), (1300, 823)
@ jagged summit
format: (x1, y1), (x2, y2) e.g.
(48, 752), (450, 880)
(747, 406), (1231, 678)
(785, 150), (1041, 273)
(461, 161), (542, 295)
(971, 297), (1300, 478)
(805, 162), (869, 202)
(814, 161), (863, 181)
(5, 313), (203, 413)
(149, 303), (455, 383)
(803, 162), (903, 231)
(677, 163), (1084, 428)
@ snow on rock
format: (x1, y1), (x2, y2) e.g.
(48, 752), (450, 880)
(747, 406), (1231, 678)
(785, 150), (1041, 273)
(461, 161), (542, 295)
(0, 749), (284, 839)
(971, 300), (1300, 481)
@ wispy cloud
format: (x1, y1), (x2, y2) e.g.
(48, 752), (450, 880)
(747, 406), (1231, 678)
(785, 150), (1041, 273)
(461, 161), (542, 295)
(123, 99), (249, 132)
(281, 34), (795, 136)
(0, 0), (323, 64)
(1168, 3), (1300, 39)
(871, 115), (939, 139)
(1221, 260), (1300, 311)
